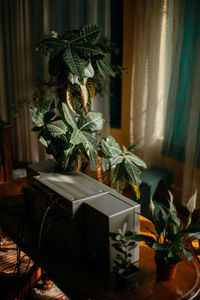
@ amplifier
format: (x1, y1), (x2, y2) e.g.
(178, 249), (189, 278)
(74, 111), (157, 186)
(27, 160), (140, 272)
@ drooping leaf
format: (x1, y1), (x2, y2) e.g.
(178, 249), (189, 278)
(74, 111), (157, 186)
(80, 112), (104, 131)
(110, 155), (124, 166)
(29, 107), (44, 127)
(124, 156), (141, 186)
(40, 99), (55, 114)
(84, 61), (95, 78)
(61, 102), (77, 128)
(132, 182), (140, 200)
(81, 130), (97, 147)
(80, 84), (89, 110)
(85, 143), (97, 168)
(86, 79), (96, 99)
(125, 153), (147, 168)
(46, 120), (67, 137)
(96, 59), (115, 77)
(67, 72), (80, 85)
(66, 84), (76, 113)
(38, 134), (50, 147)
(62, 47), (85, 80)
(101, 136), (122, 158)
(70, 127), (82, 144)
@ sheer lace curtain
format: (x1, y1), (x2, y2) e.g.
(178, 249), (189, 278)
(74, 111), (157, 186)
(129, 0), (200, 208)
(0, 0), (110, 164)
(129, 0), (168, 166)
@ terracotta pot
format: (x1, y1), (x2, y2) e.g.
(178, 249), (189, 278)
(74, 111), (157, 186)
(155, 260), (178, 281)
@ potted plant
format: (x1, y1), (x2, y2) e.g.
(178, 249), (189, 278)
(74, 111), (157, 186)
(134, 190), (200, 280)
(109, 222), (140, 289)
(29, 24), (146, 196)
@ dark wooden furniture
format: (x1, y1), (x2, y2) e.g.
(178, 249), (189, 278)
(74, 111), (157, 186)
(0, 120), (12, 183)
(0, 196), (200, 300)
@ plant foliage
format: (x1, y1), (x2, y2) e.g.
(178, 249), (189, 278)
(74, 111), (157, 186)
(100, 136), (146, 194)
(30, 99), (104, 170)
(134, 191), (200, 265)
(110, 223), (137, 275)
(30, 24), (146, 195)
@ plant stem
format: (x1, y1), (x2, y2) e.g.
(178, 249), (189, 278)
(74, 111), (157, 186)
(80, 85), (88, 116)
(96, 156), (103, 182)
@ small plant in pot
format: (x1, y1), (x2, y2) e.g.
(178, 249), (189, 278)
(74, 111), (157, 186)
(135, 190), (200, 281)
(109, 222), (140, 290)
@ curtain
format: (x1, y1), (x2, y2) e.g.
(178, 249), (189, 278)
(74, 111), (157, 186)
(0, 0), (110, 163)
(129, 0), (200, 208)
(162, 0), (200, 208)
(129, 0), (168, 167)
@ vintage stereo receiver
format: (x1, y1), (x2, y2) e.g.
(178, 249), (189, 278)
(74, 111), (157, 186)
(27, 160), (140, 272)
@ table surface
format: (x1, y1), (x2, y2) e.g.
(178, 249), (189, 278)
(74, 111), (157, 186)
(0, 196), (200, 300)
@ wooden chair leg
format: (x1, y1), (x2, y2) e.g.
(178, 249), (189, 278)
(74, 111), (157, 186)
(0, 226), (4, 245)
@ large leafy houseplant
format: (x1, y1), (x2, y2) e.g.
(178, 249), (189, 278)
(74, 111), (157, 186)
(135, 190), (200, 280)
(30, 24), (146, 195)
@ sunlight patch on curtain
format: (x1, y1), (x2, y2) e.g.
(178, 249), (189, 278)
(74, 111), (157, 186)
(129, 0), (169, 167)
(162, 0), (200, 169)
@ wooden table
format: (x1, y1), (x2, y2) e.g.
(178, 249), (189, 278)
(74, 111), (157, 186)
(0, 197), (200, 300)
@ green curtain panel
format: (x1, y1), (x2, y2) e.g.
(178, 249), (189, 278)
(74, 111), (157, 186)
(163, 0), (200, 168)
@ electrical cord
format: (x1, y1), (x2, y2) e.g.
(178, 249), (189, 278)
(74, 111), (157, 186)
(36, 199), (59, 255)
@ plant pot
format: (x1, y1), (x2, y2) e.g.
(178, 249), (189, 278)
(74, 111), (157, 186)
(155, 260), (178, 281)
(115, 265), (140, 290)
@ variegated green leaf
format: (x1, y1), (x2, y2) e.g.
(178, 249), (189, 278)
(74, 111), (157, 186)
(84, 61), (95, 78)
(123, 145), (127, 152)
(126, 153), (147, 168)
(111, 164), (121, 185)
(81, 130), (97, 146)
(124, 156), (141, 186)
(80, 84), (89, 109)
(96, 59), (115, 77)
(73, 43), (103, 57)
(101, 136), (122, 157)
(40, 37), (67, 48)
(41, 99), (55, 114)
(62, 47), (85, 80)
(46, 120), (67, 137)
(85, 143), (97, 168)
(29, 107), (44, 127)
(70, 24), (102, 44)
(39, 135), (50, 147)
(61, 102), (77, 128)
(70, 127), (82, 144)
(110, 156), (123, 166)
(81, 112), (104, 131)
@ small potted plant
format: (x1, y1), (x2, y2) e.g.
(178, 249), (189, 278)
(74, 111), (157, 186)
(135, 190), (200, 281)
(109, 222), (140, 290)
